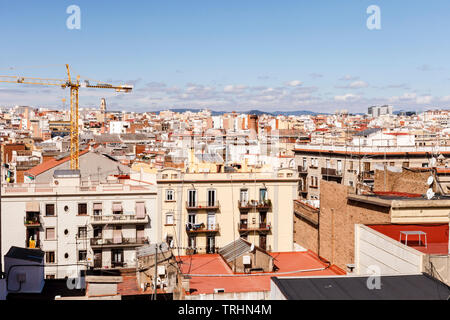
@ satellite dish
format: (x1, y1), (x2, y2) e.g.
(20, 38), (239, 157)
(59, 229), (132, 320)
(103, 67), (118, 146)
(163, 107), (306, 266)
(427, 176), (434, 186)
(250, 243), (255, 252)
(426, 188), (435, 200)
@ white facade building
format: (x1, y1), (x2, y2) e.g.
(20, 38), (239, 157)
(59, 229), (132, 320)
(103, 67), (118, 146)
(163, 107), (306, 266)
(1, 170), (157, 279)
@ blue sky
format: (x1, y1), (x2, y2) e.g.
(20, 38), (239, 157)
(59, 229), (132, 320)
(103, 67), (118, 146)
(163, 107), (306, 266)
(1, 0), (450, 113)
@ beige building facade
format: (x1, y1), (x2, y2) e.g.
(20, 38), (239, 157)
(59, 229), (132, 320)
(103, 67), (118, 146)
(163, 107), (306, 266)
(156, 168), (298, 255)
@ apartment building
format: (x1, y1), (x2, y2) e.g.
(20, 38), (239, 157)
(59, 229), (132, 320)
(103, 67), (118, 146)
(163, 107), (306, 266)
(294, 129), (450, 200)
(1, 170), (157, 279)
(156, 167), (298, 255)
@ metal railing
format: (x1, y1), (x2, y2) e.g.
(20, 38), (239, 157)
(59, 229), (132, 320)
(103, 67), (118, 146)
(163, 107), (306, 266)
(238, 200), (272, 210)
(90, 214), (148, 223)
(238, 222), (271, 231)
(90, 237), (149, 246)
(186, 201), (220, 209)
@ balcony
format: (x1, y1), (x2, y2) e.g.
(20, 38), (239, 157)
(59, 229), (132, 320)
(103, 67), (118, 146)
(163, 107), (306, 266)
(186, 201), (220, 211)
(24, 216), (41, 228)
(321, 168), (343, 177)
(186, 223), (220, 234)
(90, 214), (149, 225)
(360, 171), (375, 181)
(90, 237), (149, 248)
(298, 166), (308, 175)
(238, 222), (271, 233)
(238, 200), (272, 211)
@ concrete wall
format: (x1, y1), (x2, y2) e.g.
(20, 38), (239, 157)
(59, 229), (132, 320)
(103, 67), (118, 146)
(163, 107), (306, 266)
(354, 224), (425, 275)
(424, 255), (450, 286)
(293, 200), (319, 253)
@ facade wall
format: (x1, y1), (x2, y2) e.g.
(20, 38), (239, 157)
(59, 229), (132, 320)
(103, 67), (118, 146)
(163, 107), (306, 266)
(1, 183), (157, 279)
(293, 201), (319, 253)
(318, 181), (391, 270)
(294, 150), (435, 200)
(158, 168), (297, 255)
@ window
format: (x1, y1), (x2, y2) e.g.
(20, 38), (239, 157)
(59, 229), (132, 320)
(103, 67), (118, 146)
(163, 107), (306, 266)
(165, 189), (175, 201)
(112, 202), (123, 215)
(188, 235), (196, 248)
(166, 212), (174, 225)
(78, 250), (87, 262)
(45, 204), (55, 216)
(78, 203), (87, 215)
(240, 189), (248, 203)
(207, 189), (216, 206)
(259, 188), (268, 202)
(46, 251), (55, 264)
(188, 213), (196, 225)
(46, 228), (55, 240)
(166, 236), (173, 246)
(93, 226), (103, 238)
(46, 274), (56, 280)
(78, 227), (87, 239)
(188, 190), (197, 207)
(93, 203), (102, 216)
(402, 161), (410, 168)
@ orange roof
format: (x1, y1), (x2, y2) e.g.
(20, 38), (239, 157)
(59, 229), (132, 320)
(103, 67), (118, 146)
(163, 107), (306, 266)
(178, 251), (344, 295)
(25, 149), (90, 177)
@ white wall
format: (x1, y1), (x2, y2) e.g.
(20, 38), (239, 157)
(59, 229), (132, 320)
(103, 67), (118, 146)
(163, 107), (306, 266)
(354, 224), (425, 275)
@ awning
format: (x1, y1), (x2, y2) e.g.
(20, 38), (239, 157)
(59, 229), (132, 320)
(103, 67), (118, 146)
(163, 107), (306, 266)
(136, 202), (146, 218)
(112, 203), (122, 212)
(26, 201), (40, 212)
(93, 203), (102, 210)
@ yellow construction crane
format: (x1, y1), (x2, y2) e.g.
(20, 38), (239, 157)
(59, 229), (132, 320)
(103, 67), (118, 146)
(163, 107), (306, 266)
(0, 64), (132, 169)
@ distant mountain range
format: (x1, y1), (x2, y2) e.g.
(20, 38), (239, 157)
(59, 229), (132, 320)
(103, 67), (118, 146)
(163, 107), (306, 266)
(163, 108), (321, 116)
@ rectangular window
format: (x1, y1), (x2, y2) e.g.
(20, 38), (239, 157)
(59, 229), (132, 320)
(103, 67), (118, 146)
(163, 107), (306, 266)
(46, 228), (55, 240)
(136, 202), (146, 219)
(112, 202), (123, 215)
(93, 203), (102, 216)
(78, 226), (87, 239)
(259, 188), (268, 202)
(188, 213), (196, 225)
(166, 213), (174, 225)
(46, 251), (55, 264)
(165, 189), (174, 201)
(188, 190), (197, 207)
(45, 204), (55, 216)
(78, 250), (87, 262)
(207, 189), (216, 206)
(46, 274), (56, 280)
(240, 189), (248, 203)
(78, 203), (87, 215)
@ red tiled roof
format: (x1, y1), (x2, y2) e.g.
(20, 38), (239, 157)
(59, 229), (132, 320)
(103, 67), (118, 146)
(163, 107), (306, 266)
(177, 251), (344, 295)
(368, 224), (449, 255)
(24, 149), (90, 177)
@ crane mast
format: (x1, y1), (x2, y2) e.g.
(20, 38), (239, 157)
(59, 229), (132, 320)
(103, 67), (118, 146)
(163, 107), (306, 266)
(0, 64), (132, 170)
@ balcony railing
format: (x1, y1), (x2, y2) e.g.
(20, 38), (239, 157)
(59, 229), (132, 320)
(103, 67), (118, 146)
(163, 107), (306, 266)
(321, 168), (343, 177)
(90, 214), (149, 224)
(360, 171), (375, 181)
(186, 201), (220, 210)
(90, 237), (149, 247)
(238, 222), (271, 232)
(24, 217), (41, 227)
(238, 200), (272, 210)
(186, 223), (220, 233)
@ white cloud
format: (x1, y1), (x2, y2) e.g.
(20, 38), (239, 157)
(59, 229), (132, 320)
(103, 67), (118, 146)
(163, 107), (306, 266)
(286, 80), (303, 87)
(349, 80), (369, 88)
(334, 93), (360, 102)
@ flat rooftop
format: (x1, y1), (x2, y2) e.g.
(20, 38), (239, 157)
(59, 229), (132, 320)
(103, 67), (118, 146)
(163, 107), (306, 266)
(368, 224), (449, 255)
